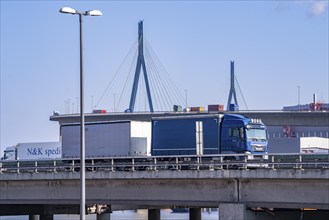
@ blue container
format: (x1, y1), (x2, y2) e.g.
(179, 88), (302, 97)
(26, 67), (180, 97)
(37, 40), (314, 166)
(151, 115), (222, 156)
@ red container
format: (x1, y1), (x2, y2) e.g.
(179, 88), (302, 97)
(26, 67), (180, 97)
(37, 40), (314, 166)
(208, 104), (224, 112)
(93, 109), (107, 113)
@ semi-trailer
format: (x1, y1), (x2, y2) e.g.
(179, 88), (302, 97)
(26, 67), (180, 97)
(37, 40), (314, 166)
(1, 142), (61, 161)
(1, 114), (268, 162)
(151, 114), (268, 159)
(60, 120), (152, 158)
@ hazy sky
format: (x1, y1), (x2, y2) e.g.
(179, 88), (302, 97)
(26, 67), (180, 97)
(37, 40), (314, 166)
(1, 0), (328, 153)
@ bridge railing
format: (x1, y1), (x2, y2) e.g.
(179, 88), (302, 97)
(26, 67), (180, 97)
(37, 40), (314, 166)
(0, 153), (328, 174)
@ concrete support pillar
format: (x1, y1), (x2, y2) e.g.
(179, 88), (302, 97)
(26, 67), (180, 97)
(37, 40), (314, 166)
(96, 212), (111, 220)
(219, 203), (246, 220)
(148, 209), (160, 220)
(39, 215), (53, 220)
(189, 208), (201, 220)
(29, 215), (39, 220)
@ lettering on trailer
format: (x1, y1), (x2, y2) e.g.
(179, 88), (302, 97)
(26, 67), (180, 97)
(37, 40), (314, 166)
(27, 147), (61, 157)
(27, 148), (43, 156)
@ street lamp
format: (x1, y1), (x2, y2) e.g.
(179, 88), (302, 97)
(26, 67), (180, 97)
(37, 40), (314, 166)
(297, 86), (301, 111)
(59, 7), (102, 220)
(184, 89), (188, 109)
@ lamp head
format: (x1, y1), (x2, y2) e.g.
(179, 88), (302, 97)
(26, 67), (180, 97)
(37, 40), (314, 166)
(59, 7), (77, 15)
(86, 10), (102, 16)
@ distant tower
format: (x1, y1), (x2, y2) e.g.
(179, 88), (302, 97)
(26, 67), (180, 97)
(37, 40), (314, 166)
(129, 21), (154, 112)
(226, 61), (239, 111)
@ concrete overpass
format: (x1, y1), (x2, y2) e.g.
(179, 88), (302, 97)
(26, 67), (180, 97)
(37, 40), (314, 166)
(50, 111), (329, 140)
(49, 111), (329, 127)
(1, 168), (328, 219)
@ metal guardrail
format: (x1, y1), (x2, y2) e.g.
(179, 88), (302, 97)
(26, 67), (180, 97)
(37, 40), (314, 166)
(0, 153), (328, 174)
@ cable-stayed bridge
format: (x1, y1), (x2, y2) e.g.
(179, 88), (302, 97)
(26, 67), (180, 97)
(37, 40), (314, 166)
(95, 21), (185, 113)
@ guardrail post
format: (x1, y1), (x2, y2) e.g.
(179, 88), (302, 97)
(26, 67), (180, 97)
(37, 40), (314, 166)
(111, 159), (115, 172)
(34, 161), (38, 173)
(196, 156), (200, 171)
(53, 160), (57, 173)
(243, 155), (248, 170)
(154, 158), (157, 171)
(71, 160), (75, 172)
(271, 155), (276, 170)
(208, 156), (214, 171)
(219, 155), (224, 170)
(299, 155), (303, 170)
(176, 157), (180, 171)
(91, 159), (95, 172)
(132, 158), (135, 172)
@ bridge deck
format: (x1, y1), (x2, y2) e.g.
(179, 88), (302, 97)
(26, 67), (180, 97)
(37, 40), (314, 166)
(1, 169), (328, 210)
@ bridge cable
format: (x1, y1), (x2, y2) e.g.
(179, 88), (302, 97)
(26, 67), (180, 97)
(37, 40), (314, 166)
(234, 75), (249, 110)
(95, 39), (138, 109)
(145, 44), (173, 110)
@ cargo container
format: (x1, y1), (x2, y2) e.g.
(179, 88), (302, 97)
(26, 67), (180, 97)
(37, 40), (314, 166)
(151, 114), (268, 159)
(93, 109), (107, 113)
(208, 104), (224, 112)
(61, 121), (151, 158)
(1, 142), (61, 161)
(190, 107), (205, 112)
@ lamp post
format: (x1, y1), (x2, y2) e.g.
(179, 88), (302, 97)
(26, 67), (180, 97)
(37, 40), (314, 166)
(59, 7), (102, 220)
(113, 93), (116, 112)
(184, 89), (188, 109)
(297, 85), (300, 111)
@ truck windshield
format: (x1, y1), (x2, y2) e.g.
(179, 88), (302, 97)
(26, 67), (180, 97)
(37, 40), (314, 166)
(246, 128), (267, 141)
(2, 149), (15, 160)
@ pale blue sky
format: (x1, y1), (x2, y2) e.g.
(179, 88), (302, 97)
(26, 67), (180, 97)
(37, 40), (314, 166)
(1, 0), (328, 153)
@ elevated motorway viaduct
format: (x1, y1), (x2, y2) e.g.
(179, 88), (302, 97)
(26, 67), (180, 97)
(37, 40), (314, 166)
(50, 111), (329, 140)
(1, 169), (328, 220)
(49, 111), (329, 127)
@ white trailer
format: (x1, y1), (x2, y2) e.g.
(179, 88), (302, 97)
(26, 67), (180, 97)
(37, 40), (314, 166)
(60, 121), (151, 158)
(1, 142), (61, 160)
(268, 137), (329, 153)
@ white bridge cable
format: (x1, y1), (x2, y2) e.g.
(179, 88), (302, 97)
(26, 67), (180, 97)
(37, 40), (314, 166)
(145, 39), (185, 110)
(146, 41), (185, 107)
(148, 47), (185, 107)
(144, 51), (163, 110)
(117, 42), (140, 111)
(146, 47), (177, 111)
(145, 46), (172, 111)
(95, 35), (185, 112)
(95, 39), (138, 110)
(234, 75), (249, 110)
(116, 48), (138, 111)
(149, 59), (167, 111)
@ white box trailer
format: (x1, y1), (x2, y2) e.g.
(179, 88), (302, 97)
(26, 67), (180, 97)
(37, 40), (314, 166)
(1, 142), (61, 160)
(60, 121), (151, 158)
(268, 137), (329, 153)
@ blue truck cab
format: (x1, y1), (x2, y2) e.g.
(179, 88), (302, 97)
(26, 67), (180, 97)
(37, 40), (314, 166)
(151, 113), (268, 159)
(220, 114), (268, 159)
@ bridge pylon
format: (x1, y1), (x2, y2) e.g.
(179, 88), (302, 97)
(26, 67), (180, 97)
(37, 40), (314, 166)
(226, 61), (239, 111)
(128, 21), (154, 112)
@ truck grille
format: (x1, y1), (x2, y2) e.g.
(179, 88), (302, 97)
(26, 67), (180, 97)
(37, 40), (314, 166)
(252, 145), (264, 152)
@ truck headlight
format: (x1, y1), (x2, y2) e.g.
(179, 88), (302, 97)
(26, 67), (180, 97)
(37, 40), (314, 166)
(245, 151), (254, 160)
